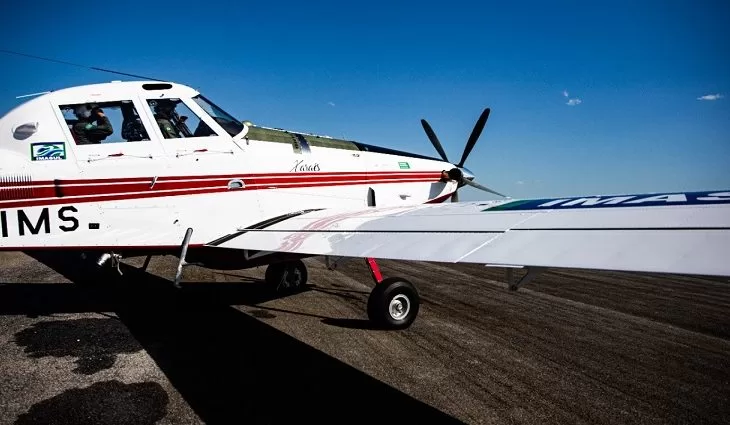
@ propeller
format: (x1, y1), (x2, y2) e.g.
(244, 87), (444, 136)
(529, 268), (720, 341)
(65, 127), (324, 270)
(420, 119), (448, 162)
(420, 108), (507, 202)
(459, 108), (490, 167)
(461, 177), (506, 198)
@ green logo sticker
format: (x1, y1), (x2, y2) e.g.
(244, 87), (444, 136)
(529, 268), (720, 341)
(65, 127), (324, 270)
(30, 142), (66, 161)
(398, 161), (410, 169)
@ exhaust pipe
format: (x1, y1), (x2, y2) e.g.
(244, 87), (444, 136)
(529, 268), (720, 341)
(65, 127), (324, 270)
(96, 253), (112, 266)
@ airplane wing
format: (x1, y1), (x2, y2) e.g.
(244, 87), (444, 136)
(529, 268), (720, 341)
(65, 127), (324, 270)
(206, 191), (730, 277)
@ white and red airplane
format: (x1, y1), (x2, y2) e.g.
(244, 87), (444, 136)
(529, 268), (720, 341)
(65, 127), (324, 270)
(1, 80), (729, 329)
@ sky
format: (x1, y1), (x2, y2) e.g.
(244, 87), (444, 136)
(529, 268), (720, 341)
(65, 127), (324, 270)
(0, 0), (728, 201)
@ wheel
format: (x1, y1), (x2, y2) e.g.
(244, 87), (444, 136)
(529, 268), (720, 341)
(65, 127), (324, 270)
(367, 277), (420, 330)
(265, 260), (308, 293)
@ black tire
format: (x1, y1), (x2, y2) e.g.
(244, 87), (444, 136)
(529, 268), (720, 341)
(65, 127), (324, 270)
(367, 277), (420, 330)
(265, 260), (308, 294)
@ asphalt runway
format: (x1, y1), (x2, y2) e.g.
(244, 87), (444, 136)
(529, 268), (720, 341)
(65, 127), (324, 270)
(0, 251), (729, 425)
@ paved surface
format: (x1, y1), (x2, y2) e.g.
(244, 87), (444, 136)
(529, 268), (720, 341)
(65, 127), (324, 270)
(0, 251), (729, 424)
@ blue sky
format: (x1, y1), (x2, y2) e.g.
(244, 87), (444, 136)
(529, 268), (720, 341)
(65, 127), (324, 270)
(1, 0), (728, 201)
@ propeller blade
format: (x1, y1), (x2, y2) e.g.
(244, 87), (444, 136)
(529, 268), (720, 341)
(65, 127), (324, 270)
(461, 178), (507, 198)
(420, 119), (449, 163)
(458, 108), (490, 167)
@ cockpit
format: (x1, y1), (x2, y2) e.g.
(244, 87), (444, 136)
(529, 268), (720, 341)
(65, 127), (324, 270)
(52, 82), (245, 145)
(145, 95), (244, 140)
(0, 81), (248, 168)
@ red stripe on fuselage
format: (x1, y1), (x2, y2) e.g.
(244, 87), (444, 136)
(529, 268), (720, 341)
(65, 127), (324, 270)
(0, 172), (445, 209)
(16, 171), (440, 186)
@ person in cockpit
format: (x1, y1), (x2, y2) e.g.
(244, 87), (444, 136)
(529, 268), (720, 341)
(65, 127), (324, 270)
(153, 99), (182, 139)
(71, 104), (113, 144)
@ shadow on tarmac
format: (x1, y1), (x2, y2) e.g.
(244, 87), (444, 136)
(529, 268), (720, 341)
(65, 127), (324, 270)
(14, 380), (169, 425)
(14, 317), (142, 375)
(1, 251), (464, 424)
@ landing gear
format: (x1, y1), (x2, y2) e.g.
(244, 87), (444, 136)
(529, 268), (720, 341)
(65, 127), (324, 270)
(367, 277), (420, 329)
(265, 259), (308, 294)
(360, 257), (420, 329)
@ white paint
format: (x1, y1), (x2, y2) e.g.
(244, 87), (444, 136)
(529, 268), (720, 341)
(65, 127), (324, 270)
(697, 192), (730, 201)
(561, 196), (635, 206)
(625, 194), (688, 204)
(0, 80), (728, 279)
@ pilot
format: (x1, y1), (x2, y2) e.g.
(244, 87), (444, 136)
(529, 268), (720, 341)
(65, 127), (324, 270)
(153, 99), (182, 139)
(71, 104), (113, 144)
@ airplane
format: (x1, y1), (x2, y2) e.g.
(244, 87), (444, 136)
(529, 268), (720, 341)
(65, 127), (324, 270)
(0, 79), (729, 330)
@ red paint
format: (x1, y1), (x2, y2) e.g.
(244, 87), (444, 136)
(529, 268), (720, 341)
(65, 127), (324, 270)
(365, 257), (383, 284)
(425, 192), (455, 204)
(24, 170), (442, 186)
(0, 172), (444, 209)
(0, 171), (456, 255)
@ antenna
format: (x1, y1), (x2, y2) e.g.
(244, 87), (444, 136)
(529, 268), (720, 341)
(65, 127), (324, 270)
(15, 91), (51, 99)
(0, 49), (164, 82)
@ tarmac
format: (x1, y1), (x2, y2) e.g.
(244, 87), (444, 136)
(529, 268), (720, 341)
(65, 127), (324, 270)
(0, 251), (729, 424)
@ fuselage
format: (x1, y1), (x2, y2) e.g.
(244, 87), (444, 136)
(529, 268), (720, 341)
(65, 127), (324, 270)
(0, 81), (457, 253)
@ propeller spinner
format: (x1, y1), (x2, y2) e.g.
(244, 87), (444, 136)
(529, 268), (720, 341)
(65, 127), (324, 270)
(421, 108), (507, 202)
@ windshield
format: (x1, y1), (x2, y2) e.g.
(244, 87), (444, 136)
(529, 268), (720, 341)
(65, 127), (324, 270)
(191, 95), (244, 137)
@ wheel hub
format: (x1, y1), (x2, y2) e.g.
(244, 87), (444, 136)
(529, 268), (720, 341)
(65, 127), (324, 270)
(280, 268), (301, 289)
(388, 294), (410, 320)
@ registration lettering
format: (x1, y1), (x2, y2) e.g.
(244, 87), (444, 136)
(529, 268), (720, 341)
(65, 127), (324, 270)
(0, 206), (79, 238)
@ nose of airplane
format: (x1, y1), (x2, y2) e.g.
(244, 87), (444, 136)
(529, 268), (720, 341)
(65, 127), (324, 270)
(445, 166), (475, 183)
(459, 166), (476, 181)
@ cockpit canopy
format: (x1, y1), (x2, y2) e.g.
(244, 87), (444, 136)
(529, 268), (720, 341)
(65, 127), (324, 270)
(0, 81), (249, 164)
(142, 94), (245, 139)
(191, 95), (244, 137)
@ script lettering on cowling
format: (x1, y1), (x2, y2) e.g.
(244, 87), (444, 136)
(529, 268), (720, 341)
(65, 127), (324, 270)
(290, 160), (321, 172)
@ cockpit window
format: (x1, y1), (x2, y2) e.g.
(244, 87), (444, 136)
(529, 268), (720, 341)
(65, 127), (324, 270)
(146, 98), (219, 139)
(59, 100), (149, 145)
(191, 95), (244, 137)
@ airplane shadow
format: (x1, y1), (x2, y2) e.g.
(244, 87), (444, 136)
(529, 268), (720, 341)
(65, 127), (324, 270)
(1, 252), (464, 424)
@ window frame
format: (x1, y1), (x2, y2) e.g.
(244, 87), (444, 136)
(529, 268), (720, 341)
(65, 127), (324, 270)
(190, 94), (245, 137)
(141, 96), (229, 142)
(50, 97), (167, 165)
(56, 99), (153, 146)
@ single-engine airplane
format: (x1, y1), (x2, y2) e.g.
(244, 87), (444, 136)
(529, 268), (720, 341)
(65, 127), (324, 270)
(1, 79), (729, 329)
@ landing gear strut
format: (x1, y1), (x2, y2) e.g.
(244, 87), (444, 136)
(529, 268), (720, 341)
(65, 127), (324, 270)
(364, 258), (420, 329)
(265, 259), (308, 294)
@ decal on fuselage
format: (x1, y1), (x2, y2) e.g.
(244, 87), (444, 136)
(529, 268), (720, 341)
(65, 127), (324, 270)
(30, 142), (66, 161)
(290, 159), (321, 172)
(484, 191), (730, 211)
(0, 206), (79, 238)
(398, 161), (410, 169)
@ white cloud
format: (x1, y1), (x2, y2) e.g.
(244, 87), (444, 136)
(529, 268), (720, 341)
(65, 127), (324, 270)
(515, 180), (525, 185)
(697, 93), (723, 101)
(563, 89), (582, 105)
(327, 101), (336, 107)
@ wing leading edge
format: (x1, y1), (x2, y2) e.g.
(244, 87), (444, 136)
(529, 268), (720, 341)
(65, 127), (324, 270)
(208, 191), (730, 277)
